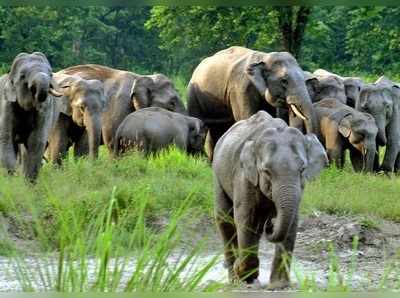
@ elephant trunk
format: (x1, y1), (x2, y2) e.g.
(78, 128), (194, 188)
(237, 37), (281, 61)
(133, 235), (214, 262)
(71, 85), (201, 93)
(363, 144), (377, 173)
(29, 72), (51, 103)
(84, 109), (102, 159)
(266, 183), (300, 243)
(287, 93), (317, 135)
(376, 118), (387, 146)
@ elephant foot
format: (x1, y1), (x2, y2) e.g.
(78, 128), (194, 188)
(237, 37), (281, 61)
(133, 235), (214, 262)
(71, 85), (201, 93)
(245, 278), (261, 290)
(266, 279), (292, 291)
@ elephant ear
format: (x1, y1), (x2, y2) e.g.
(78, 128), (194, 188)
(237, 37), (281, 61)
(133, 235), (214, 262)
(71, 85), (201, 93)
(52, 74), (75, 115)
(303, 134), (328, 181)
(304, 72), (319, 100)
(3, 77), (17, 102)
(187, 119), (204, 151)
(130, 76), (156, 110)
(245, 53), (268, 97)
(88, 79), (107, 111)
(338, 115), (352, 138)
(240, 141), (258, 186)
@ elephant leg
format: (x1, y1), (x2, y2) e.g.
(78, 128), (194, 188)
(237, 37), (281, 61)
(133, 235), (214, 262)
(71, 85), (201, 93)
(349, 147), (363, 172)
(233, 187), (262, 283)
(268, 215), (298, 290)
(373, 146), (380, 172)
(48, 117), (70, 165)
(0, 140), (17, 174)
(394, 153), (400, 173)
(23, 131), (47, 181)
(74, 131), (89, 158)
(325, 134), (344, 169)
(214, 181), (237, 282)
(206, 123), (233, 162)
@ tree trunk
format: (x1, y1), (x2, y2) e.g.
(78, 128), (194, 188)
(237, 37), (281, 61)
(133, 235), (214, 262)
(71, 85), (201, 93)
(277, 6), (312, 60)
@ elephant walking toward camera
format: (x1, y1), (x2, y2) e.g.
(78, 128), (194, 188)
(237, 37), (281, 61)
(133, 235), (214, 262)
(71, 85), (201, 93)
(188, 46), (317, 161)
(47, 73), (107, 164)
(113, 107), (207, 156)
(314, 98), (378, 172)
(0, 52), (62, 181)
(60, 64), (186, 153)
(357, 77), (400, 173)
(213, 111), (327, 289)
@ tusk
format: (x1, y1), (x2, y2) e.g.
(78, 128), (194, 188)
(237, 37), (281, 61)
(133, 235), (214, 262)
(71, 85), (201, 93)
(290, 104), (307, 121)
(49, 88), (64, 97)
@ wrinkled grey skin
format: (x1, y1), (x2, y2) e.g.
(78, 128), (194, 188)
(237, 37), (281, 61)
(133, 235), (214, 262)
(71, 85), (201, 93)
(61, 64), (186, 153)
(213, 111), (327, 289)
(0, 52), (61, 181)
(314, 98), (378, 172)
(113, 107), (207, 156)
(313, 69), (364, 107)
(305, 70), (347, 104)
(188, 46), (316, 161)
(47, 73), (107, 164)
(357, 77), (400, 172)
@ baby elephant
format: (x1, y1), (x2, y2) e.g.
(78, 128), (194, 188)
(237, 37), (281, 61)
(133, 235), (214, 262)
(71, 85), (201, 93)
(314, 98), (378, 172)
(113, 107), (207, 156)
(213, 111), (327, 289)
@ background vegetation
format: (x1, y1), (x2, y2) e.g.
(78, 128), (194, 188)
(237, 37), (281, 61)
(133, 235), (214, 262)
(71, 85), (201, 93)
(0, 6), (399, 81)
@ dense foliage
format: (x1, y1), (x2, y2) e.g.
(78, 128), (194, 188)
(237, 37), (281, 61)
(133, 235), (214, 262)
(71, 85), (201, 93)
(0, 6), (399, 79)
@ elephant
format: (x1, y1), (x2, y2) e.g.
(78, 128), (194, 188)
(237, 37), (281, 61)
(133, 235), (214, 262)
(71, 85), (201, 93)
(357, 76), (400, 173)
(313, 69), (364, 107)
(113, 107), (207, 156)
(46, 73), (107, 164)
(213, 111), (327, 289)
(314, 98), (378, 172)
(60, 64), (186, 153)
(304, 71), (347, 104)
(187, 46), (317, 161)
(0, 52), (62, 181)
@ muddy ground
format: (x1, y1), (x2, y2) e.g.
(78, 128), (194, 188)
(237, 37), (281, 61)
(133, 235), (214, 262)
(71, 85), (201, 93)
(1, 212), (400, 291)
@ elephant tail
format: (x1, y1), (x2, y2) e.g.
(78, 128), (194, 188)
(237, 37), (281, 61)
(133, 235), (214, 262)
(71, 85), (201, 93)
(112, 136), (121, 158)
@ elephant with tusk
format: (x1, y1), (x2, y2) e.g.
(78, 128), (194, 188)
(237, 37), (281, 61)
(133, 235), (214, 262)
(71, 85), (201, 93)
(187, 46), (317, 161)
(46, 73), (107, 164)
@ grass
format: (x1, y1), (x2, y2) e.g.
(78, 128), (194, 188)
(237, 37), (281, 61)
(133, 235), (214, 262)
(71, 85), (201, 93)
(0, 146), (400, 291)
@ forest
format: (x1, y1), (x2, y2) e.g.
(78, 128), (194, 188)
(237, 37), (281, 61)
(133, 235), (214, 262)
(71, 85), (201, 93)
(0, 6), (399, 80)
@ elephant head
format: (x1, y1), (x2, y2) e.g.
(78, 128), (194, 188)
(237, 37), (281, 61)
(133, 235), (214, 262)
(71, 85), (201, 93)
(54, 74), (106, 159)
(186, 117), (207, 154)
(4, 52), (62, 110)
(337, 112), (378, 172)
(357, 79), (397, 146)
(306, 71), (347, 104)
(240, 127), (327, 242)
(245, 52), (317, 133)
(130, 74), (186, 114)
(342, 77), (364, 108)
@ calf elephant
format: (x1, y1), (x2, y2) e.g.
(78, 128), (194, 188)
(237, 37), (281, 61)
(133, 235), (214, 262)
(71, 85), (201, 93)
(313, 69), (364, 107)
(357, 77), (400, 173)
(188, 46), (317, 161)
(0, 52), (62, 181)
(113, 107), (206, 156)
(60, 64), (186, 153)
(314, 98), (378, 172)
(47, 73), (107, 164)
(213, 111), (327, 289)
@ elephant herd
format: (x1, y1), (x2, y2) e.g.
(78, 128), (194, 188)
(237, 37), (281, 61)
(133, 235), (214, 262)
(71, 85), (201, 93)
(0, 46), (398, 289)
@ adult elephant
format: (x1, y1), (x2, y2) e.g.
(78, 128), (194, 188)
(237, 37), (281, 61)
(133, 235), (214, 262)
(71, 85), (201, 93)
(113, 107), (206, 156)
(213, 111), (327, 289)
(0, 52), (62, 181)
(60, 64), (186, 152)
(188, 46), (316, 160)
(314, 69), (364, 108)
(47, 73), (107, 164)
(314, 98), (377, 172)
(357, 76), (400, 173)
(304, 71), (347, 104)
